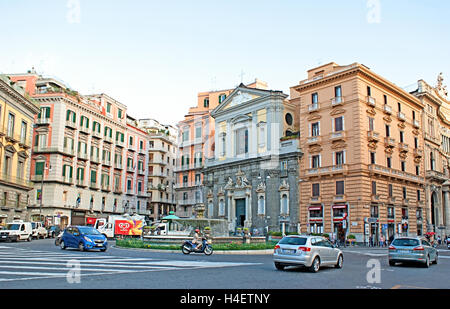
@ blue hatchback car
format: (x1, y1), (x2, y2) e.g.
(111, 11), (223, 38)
(60, 226), (107, 252)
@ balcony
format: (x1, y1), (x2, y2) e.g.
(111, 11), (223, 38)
(398, 143), (409, 153)
(114, 163), (123, 169)
(65, 120), (77, 129)
(383, 105), (392, 115)
(138, 148), (146, 155)
(368, 164), (424, 184)
(397, 112), (406, 122)
(76, 179), (86, 187)
(104, 136), (113, 144)
(308, 103), (319, 112)
(90, 182), (99, 190)
(0, 173), (33, 188)
(79, 127), (90, 135)
(306, 164), (348, 177)
(149, 159), (167, 165)
(366, 96), (376, 107)
(413, 119), (420, 128)
(90, 156), (100, 164)
(148, 145), (167, 153)
(387, 196), (396, 204)
(126, 166), (135, 173)
(92, 131), (102, 139)
(367, 131), (380, 142)
(178, 199), (197, 206)
(62, 177), (73, 184)
(426, 170), (448, 182)
(36, 118), (51, 125)
(310, 196), (321, 203)
(384, 137), (396, 148)
(331, 96), (344, 106)
(101, 184), (111, 192)
(307, 136), (321, 145)
(138, 169), (146, 175)
(114, 187), (122, 194)
(334, 194), (346, 202)
(102, 159), (111, 167)
(174, 181), (202, 189)
(371, 194), (380, 202)
(413, 148), (423, 158)
(330, 131), (346, 141)
(77, 152), (88, 161)
(62, 147), (75, 157)
(115, 139), (125, 148)
(5, 133), (19, 144)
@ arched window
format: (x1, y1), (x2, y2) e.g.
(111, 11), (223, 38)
(219, 199), (225, 216)
(204, 97), (209, 108)
(258, 196), (265, 215)
(208, 201), (214, 218)
(281, 194), (289, 215)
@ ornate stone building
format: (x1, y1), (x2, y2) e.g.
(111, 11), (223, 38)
(203, 83), (302, 234)
(410, 74), (450, 237)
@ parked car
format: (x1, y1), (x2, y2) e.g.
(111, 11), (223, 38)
(47, 225), (61, 238)
(31, 222), (48, 239)
(0, 220), (33, 242)
(447, 237), (450, 250)
(60, 226), (107, 252)
(388, 237), (438, 267)
(273, 235), (344, 273)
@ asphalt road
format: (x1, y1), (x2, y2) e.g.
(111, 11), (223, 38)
(0, 238), (449, 290)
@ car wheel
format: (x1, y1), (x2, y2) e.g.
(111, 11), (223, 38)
(309, 256), (320, 273)
(100, 247), (107, 252)
(424, 255), (430, 268)
(335, 254), (344, 269)
(433, 253), (438, 265)
(60, 240), (66, 250)
(78, 242), (85, 252)
(389, 260), (396, 266)
(27, 235), (32, 242)
(274, 263), (285, 271)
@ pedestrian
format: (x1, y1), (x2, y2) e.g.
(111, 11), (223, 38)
(437, 235), (441, 245)
(380, 235), (384, 247)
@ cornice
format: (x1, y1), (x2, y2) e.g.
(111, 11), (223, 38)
(0, 79), (40, 115)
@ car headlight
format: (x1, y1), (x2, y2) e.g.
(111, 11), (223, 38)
(83, 236), (93, 243)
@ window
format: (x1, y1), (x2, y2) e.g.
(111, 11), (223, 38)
(371, 181), (377, 195)
(203, 98), (209, 108)
(218, 94), (226, 103)
(401, 161), (406, 172)
(370, 152), (376, 164)
(107, 103), (112, 114)
(367, 86), (371, 96)
(397, 102), (402, 112)
(219, 200), (225, 216)
(311, 122), (320, 136)
(66, 110), (76, 123)
(35, 161), (45, 176)
(312, 183), (320, 197)
(334, 86), (342, 100)
(195, 126), (202, 138)
(20, 121), (27, 144)
(281, 194), (289, 215)
(235, 128), (248, 155)
(281, 160), (288, 171)
(335, 151), (345, 166)
(258, 196), (265, 215)
(388, 206), (395, 219)
(412, 110), (416, 120)
(129, 136), (133, 146)
(387, 157), (392, 168)
(400, 131), (404, 143)
(414, 137), (418, 149)
(402, 187), (407, 200)
(39, 107), (51, 119)
(182, 130), (189, 142)
(336, 181), (344, 195)
(118, 109), (123, 119)
(430, 152), (435, 170)
(368, 117), (374, 131)
(388, 184), (393, 197)
(417, 190), (421, 201)
(285, 113), (293, 126)
(90, 170), (97, 184)
(312, 155), (321, 168)
(415, 165), (420, 176)
(334, 116), (343, 132)
(7, 113), (15, 137)
(312, 93), (318, 104)
(385, 125), (390, 137)
(383, 95), (388, 105)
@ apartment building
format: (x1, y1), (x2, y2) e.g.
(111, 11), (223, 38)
(8, 71), (147, 227)
(175, 79), (267, 218)
(410, 77), (450, 237)
(138, 118), (178, 221)
(0, 75), (40, 224)
(291, 62), (426, 244)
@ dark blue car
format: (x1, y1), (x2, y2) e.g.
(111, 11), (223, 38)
(60, 226), (107, 252)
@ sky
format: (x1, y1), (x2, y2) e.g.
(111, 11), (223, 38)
(1, 0), (449, 126)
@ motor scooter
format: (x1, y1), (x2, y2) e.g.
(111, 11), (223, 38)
(181, 237), (213, 255)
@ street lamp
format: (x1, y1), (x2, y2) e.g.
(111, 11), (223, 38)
(35, 156), (51, 223)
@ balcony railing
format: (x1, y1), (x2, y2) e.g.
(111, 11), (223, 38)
(174, 181), (202, 189)
(366, 96), (376, 107)
(62, 147), (75, 156)
(65, 120), (77, 129)
(92, 131), (102, 139)
(368, 164), (424, 183)
(36, 118), (51, 125)
(413, 148), (423, 157)
(308, 103), (319, 112)
(104, 136), (113, 143)
(413, 119), (420, 128)
(384, 137), (396, 147)
(330, 131), (346, 141)
(77, 152), (88, 160)
(383, 105), (392, 114)
(398, 143), (409, 152)
(307, 136), (321, 145)
(367, 131), (380, 142)
(397, 112), (406, 121)
(0, 173), (33, 188)
(331, 96), (344, 106)
(79, 126), (90, 134)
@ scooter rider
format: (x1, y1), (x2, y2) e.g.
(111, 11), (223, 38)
(192, 228), (202, 250)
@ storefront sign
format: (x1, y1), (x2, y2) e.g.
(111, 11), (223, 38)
(364, 223), (369, 235)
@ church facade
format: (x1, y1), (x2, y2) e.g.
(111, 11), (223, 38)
(202, 83), (302, 234)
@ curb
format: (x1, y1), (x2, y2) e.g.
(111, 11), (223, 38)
(112, 246), (273, 255)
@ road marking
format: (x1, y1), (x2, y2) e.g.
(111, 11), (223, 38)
(391, 284), (431, 289)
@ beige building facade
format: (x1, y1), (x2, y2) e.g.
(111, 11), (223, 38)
(292, 63), (427, 244)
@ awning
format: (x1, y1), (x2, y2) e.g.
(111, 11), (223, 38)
(308, 206), (322, 211)
(332, 204), (347, 209)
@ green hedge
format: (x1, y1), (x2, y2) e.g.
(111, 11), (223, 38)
(116, 239), (278, 251)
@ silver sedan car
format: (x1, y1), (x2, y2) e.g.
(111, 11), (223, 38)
(273, 235), (344, 273)
(388, 237), (438, 268)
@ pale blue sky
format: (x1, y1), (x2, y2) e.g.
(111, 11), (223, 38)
(1, 0), (449, 125)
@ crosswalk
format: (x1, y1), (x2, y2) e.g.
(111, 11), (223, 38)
(0, 246), (261, 283)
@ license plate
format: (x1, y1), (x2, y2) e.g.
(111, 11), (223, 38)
(96, 244), (103, 247)
(283, 249), (295, 254)
(1, 236), (6, 238)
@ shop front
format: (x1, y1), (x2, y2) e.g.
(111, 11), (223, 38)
(387, 205), (396, 242)
(332, 203), (348, 245)
(308, 205), (323, 234)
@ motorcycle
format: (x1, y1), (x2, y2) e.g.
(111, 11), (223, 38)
(54, 231), (64, 246)
(181, 237), (213, 255)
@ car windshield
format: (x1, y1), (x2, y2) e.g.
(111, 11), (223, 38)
(78, 227), (101, 235)
(6, 224), (20, 230)
(279, 237), (307, 246)
(392, 239), (420, 247)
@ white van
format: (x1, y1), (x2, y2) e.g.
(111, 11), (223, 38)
(0, 220), (33, 242)
(31, 221), (48, 239)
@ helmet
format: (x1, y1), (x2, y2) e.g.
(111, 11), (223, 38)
(195, 229), (200, 233)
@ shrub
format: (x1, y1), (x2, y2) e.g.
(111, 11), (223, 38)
(348, 234), (356, 239)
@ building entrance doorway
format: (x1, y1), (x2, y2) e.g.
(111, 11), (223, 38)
(235, 198), (246, 228)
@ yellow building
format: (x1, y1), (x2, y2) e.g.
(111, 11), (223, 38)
(0, 75), (40, 224)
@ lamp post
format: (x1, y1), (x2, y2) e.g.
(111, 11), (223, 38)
(35, 156), (50, 223)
